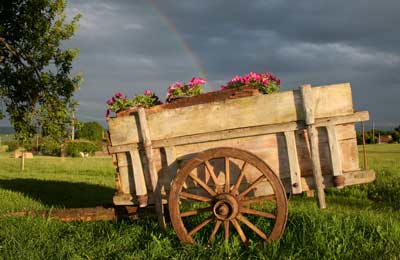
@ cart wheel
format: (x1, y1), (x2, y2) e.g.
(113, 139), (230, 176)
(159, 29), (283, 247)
(169, 147), (288, 245)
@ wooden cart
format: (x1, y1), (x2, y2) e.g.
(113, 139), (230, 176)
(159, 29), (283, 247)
(106, 83), (375, 245)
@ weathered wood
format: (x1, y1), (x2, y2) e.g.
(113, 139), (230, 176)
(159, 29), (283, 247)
(116, 153), (132, 194)
(326, 126), (343, 177)
(293, 170), (376, 192)
(284, 131), (302, 194)
(106, 83), (361, 150)
(129, 150), (148, 207)
(147, 83), (353, 141)
(108, 143), (138, 154)
(138, 108), (158, 191)
(151, 111), (368, 148)
(107, 116), (140, 146)
(137, 108), (166, 228)
(300, 84), (326, 209)
(0, 206), (159, 222)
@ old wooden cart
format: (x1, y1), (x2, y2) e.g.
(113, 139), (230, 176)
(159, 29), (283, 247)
(106, 83), (375, 245)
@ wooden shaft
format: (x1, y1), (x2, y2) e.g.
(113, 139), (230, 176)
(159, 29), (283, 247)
(361, 121), (368, 170)
(138, 108), (166, 228)
(300, 84), (326, 209)
(307, 125), (327, 208)
(138, 108), (158, 191)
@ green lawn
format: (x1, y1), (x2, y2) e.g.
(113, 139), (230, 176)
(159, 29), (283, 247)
(0, 145), (399, 259)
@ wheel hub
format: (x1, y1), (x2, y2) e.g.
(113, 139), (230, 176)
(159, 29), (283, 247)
(213, 194), (239, 220)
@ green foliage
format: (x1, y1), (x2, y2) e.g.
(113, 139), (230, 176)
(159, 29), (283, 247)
(39, 137), (60, 156)
(0, 144), (399, 259)
(166, 79), (205, 102)
(132, 92), (162, 108)
(106, 91), (162, 116)
(4, 139), (20, 152)
(65, 141), (98, 157)
(75, 121), (104, 141)
(106, 93), (135, 114)
(0, 0), (82, 144)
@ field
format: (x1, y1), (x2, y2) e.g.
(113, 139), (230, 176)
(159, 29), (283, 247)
(0, 144), (399, 259)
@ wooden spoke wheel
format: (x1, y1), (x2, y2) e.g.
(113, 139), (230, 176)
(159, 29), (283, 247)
(169, 147), (288, 245)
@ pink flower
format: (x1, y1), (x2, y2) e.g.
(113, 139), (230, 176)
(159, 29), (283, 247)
(106, 98), (114, 105)
(175, 82), (183, 88)
(168, 85), (175, 92)
(189, 77), (206, 86)
(220, 85), (227, 90)
(114, 92), (122, 98)
(144, 90), (153, 95)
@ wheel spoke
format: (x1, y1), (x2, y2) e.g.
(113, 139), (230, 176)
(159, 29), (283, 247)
(237, 214), (268, 240)
(231, 162), (247, 195)
(181, 207), (212, 217)
(241, 195), (276, 205)
(208, 220), (222, 243)
(204, 161), (223, 193)
(224, 220), (230, 241)
(180, 191), (212, 203)
(188, 217), (213, 236)
(240, 207), (276, 219)
(238, 175), (267, 199)
(231, 218), (248, 245)
(189, 173), (217, 196)
(225, 157), (230, 193)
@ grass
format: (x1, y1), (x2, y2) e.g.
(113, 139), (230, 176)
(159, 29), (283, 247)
(0, 144), (399, 259)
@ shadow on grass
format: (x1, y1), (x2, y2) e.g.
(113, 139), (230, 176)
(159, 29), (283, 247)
(0, 178), (115, 208)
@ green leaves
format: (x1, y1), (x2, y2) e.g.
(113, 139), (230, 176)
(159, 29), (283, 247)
(0, 0), (81, 145)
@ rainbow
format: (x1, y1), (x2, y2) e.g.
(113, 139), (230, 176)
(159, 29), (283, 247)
(148, 0), (207, 80)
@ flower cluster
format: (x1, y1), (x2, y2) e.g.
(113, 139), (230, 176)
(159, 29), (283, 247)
(106, 73), (281, 117)
(166, 77), (205, 102)
(106, 90), (162, 116)
(221, 72), (281, 94)
(106, 92), (134, 117)
(132, 90), (163, 108)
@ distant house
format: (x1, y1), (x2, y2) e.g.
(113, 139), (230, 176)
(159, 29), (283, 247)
(378, 134), (393, 144)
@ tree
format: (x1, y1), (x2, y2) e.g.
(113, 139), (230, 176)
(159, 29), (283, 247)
(75, 121), (104, 142)
(0, 0), (81, 144)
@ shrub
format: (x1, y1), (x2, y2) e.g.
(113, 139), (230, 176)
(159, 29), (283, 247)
(39, 138), (61, 156)
(65, 141), (98, 157)
(4, 139), (21, 152)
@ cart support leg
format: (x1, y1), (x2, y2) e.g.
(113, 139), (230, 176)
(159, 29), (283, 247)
(300, 84), (326, 209)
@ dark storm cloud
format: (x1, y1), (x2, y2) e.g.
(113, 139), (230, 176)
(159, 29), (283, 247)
(62, 0), (399, 128)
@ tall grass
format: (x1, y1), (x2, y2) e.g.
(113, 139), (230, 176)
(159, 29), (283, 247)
(0, 145), (399, 259)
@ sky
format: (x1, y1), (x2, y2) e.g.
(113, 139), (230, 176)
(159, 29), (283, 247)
(7, 0), (400, 129)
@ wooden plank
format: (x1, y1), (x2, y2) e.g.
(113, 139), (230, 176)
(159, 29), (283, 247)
(138, 108), (166, 229)
(292, 170), (376, 192)
(153, 121), (298, 148)
(300, 84), (326, 209)
(312, 83), (354, 120)
(314, 111), (368, 128)
(129, 150), (148, 207)
(151, 111), (368, 149)
(138, 108), (158, 191)
(147, 83), (354, 141)
(284, 131), (302, 194)
(107, 116), (140, 146)
(116, 153), (133, 194)
(326, 126), (343, 177)
(163, 146), (178, 193)
(108, 144), (138, 154)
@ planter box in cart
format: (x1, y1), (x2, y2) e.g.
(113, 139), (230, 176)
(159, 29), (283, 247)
(106, 83), (375, 244)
